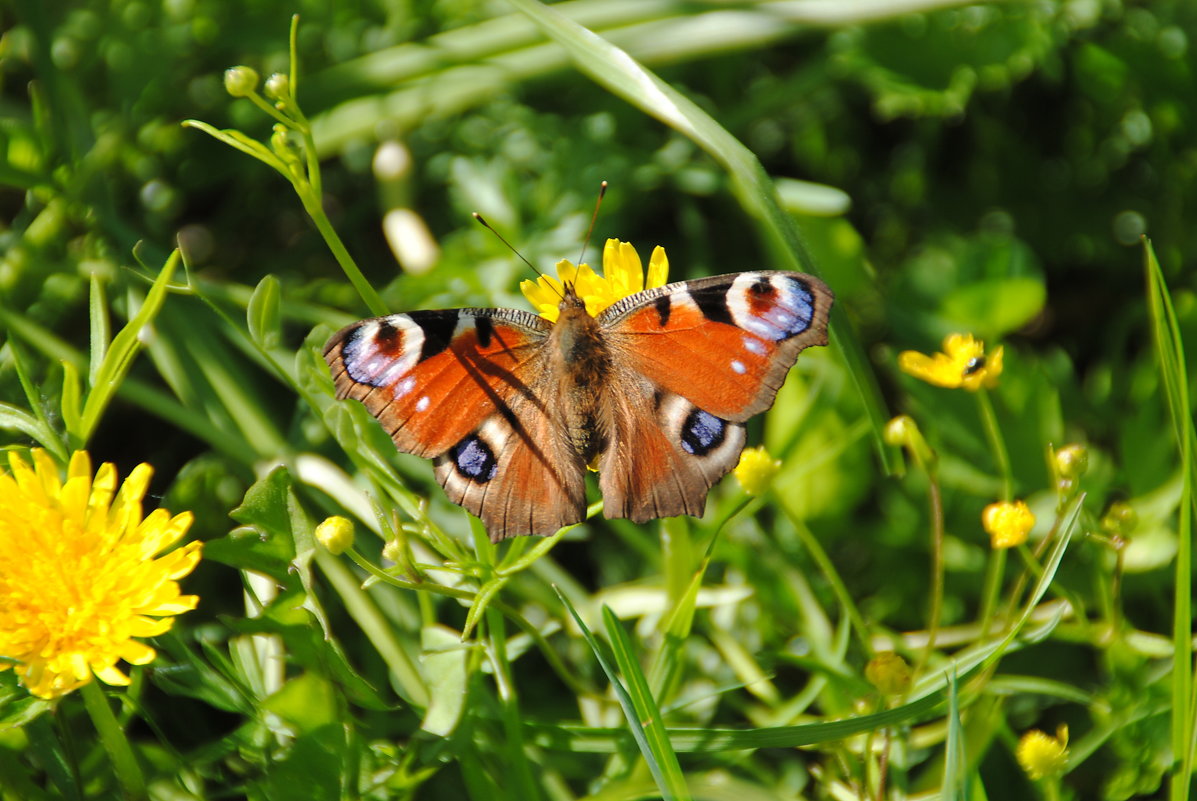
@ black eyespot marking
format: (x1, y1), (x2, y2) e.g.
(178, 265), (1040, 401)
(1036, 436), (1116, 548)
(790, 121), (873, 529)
(750, 277), (773, 296)
(475, 316), (494, 349)
(692, 287), (735, 326)
(680, 409), (726, 456)
(419, 314), (459, 361)
(374, 320), (399, 348)
(963, 356), (986, 376)
(451, 435), (498, 482)
(654, 294), (672, 327)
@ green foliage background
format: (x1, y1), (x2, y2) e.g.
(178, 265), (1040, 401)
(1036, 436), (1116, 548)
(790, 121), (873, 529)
(1, 1), (1195, 799)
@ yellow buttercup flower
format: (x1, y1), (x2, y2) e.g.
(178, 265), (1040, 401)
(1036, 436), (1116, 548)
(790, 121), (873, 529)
(898, 333), (1004, 391)
(1016, 725), (1069, 780)
(865, 652), (912, 696)
(0, 450), (202, 699)
(734, 446), (781, 497)
(521, 238), (669, 322)
(982, 499), (1035, 549)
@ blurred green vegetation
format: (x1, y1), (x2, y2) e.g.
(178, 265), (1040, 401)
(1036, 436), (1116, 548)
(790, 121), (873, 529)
(1, 0), (1195, 799)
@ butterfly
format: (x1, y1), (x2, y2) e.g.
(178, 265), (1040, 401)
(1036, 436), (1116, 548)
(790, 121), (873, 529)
(324, 270), (833, 541)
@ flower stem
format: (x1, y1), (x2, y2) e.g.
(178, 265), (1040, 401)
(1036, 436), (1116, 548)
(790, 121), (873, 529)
(81, 679), (146, 800)
(914, 475), (945, 678)
(975, 388), (1012, 638)
(299, 193), (389, 317)
(975, 388), (1013, 501)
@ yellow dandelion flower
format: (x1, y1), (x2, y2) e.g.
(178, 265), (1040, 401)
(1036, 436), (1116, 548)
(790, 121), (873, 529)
(734, 446), (781, 497)
(1016, 725), (1069, 780)
(982, 499), (1035, 549)
(520, 239), (669, 322)
(898, 333), (1004, 391)
(0, 450), (202, 700)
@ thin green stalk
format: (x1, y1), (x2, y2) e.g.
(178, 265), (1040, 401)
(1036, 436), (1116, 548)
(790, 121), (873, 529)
(781, 510), (872, 655)
(975, 387), (1013, 639)
(80, 680), (145, 800)
(915, 476), (945, 679)
(485, 608), (541, 800)
(977, 549), (1007, 640)
(296, 179), (387, 317)
(975, 388), (1013, 501)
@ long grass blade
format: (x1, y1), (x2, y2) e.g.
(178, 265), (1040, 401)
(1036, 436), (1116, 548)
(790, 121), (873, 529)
(1143, 238), (1195, 800)
(555, 587), (689, 800)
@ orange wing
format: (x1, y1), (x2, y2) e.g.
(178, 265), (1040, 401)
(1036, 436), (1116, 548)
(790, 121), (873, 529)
(324, 309), (551, 457)
(324, 308), (587, 540)
(598, 271), (833, 422)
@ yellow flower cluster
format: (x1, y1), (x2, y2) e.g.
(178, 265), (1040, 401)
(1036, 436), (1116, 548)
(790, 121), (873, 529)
(521, 239), (669, 321)
(1016, 725), (1069, 779)
(734, 446), (781, 497)
(0, 450), (202, 699)
(982, 499), (1035, 549)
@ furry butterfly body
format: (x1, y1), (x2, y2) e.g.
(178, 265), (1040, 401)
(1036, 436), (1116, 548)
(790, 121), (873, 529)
(324, 271), (833, 541)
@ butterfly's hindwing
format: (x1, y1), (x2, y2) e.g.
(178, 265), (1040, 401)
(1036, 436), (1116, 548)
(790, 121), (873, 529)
(600, 387), (746, 523)
(599, 271), (833, 422)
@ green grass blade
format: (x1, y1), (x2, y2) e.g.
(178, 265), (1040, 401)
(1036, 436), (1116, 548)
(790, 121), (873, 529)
(1143, 238), (1195, 801)
(78, 249), (180, 443)
(942, 669), (962, 801)
(87, 273), (108, 386)
(505, 0), (897, 474)
(602, 604), (691, 800)
(554, 587), (689, 800)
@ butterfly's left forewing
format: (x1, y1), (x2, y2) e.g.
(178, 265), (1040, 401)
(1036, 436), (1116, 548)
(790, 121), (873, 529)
(324, 309), (587, 539)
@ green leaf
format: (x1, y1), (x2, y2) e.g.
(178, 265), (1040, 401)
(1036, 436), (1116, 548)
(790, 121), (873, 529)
(942, 277), (1046, 340)
(59, 361), (81, 441)
(420, 625), (469, 736)
(247, 274), (282, 349)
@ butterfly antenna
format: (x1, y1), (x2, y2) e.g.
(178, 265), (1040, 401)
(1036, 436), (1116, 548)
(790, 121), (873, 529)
(472, 213), (562, 297)
(576, 180), (608, 267)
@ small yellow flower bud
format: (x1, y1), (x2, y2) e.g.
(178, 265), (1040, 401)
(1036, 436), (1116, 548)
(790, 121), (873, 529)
(865, 652), (912, 696)
(1016, 725), (1069, 780)
(264, 72), (290, 102)
(883, 415), (935, 467)
(1054, 444), (1088, 480)
(315, 516), (354, 555)
(223, 66), (260, 98)
(883, 415), (915, 448)
(381, 539), (402, 563)
(734, 446), (780, 497)
(982, 500), (1035, 549)
(1100, 501), (1137, 538)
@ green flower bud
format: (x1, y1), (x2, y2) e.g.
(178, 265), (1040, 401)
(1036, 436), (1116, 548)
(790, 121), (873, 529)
(223, 66), (260, 98)
(264, 72), (290, 102)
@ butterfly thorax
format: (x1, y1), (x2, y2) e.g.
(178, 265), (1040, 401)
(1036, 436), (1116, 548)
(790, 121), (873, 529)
(550, 289), (611, 462)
